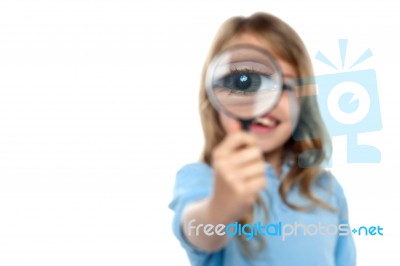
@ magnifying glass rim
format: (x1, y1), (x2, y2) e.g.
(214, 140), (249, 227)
(205, 44), (284, 121)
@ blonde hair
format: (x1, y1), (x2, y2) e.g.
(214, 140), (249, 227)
(198, 12), (333, 257)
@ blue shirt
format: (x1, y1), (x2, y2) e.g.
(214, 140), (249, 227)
(169, 162), (356, 266)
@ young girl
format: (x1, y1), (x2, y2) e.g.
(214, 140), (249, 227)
(169, 12), (356, 265)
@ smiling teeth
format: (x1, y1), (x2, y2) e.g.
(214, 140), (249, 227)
(255, 117), (278, 127)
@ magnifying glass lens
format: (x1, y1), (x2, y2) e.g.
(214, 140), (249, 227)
(206, 45), (283, 126)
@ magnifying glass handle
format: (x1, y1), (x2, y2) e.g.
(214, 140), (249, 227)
(239, 119), (252, 131)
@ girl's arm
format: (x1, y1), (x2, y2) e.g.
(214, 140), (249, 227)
(182, 198), (230, 252)
(181, 121), (266, 252)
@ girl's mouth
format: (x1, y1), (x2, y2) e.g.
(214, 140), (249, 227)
(250, 116), (280, 133)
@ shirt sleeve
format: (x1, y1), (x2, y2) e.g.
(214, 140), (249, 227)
(334, 181), (357, 266)
(168, 163), (224, 265)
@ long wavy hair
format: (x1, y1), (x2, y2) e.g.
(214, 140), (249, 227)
(198, 12), (333, 257)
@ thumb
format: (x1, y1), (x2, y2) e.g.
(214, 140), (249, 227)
(227, 119), (242, 134)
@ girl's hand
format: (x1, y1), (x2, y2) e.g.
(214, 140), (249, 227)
(210, 120), (266, 223)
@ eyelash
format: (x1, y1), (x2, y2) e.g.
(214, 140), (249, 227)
(228, 90), (254, 95)
(229, 66), (259, 75)
(282, 84), (292, 91)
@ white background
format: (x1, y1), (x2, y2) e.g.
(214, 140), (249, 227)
(0, 0), (399, 265)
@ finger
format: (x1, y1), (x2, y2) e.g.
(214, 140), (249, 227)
(234, 162), (266, 181)
(226, 119), (241, 134)
(215, 132), (258, 158)
(230, 146), (263, 166)
(245, 176), (267, 194)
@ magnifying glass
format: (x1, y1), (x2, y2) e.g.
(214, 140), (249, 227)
(206, 45), (284, 131)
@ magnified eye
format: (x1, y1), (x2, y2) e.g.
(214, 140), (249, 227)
(218, 71), (275, 93)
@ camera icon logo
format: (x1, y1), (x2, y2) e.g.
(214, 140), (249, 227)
(295, 39), (382, 166)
